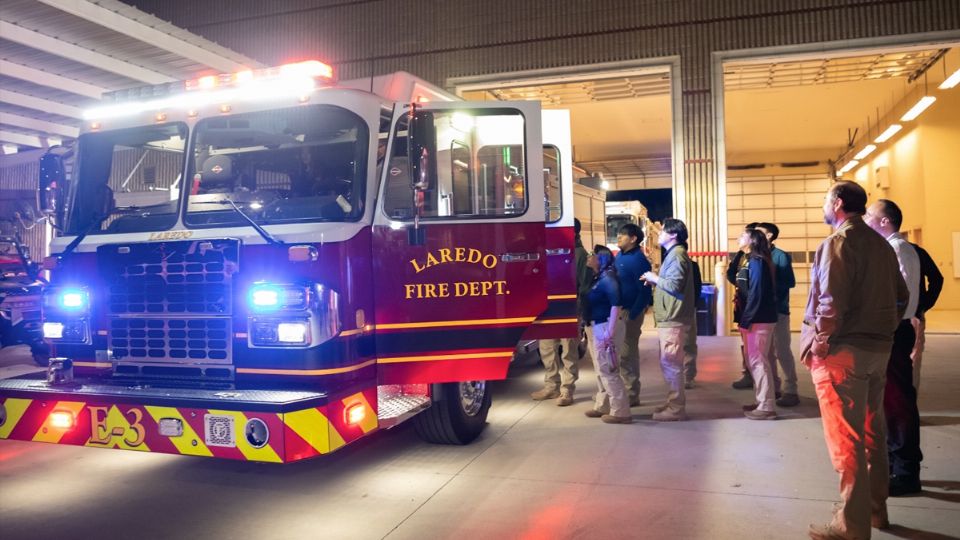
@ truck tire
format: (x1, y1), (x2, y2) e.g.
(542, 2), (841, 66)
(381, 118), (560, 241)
(413, 381), (491, 445)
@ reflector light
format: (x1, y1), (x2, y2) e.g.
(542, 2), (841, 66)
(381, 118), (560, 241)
(277, 322), (307, 343)
(43, 322), (64, 339)
(49, 411), (75, 429)
(345, 403), (366, 426)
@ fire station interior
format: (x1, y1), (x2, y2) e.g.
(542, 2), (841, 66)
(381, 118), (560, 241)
(459, 44), (960, 332)
(1, 1), (959, 537)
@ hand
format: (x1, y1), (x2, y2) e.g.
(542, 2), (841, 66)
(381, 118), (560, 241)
(811, 338), (829, 359)
(640, 271), (657, 286)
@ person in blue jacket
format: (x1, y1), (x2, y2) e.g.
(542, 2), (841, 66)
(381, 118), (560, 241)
(613, 223), (653, 407)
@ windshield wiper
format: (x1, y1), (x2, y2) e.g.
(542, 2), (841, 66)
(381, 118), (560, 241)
(191, 199), (283, 246)
(60, 203), (178, 259)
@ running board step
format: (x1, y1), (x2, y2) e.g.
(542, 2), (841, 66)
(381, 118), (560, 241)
(377, 385), (432, 428)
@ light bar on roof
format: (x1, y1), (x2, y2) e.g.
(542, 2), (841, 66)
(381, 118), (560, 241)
(84, 60), (334, 121)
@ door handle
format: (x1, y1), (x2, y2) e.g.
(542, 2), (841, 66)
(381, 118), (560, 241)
(500, 252), (541, 262)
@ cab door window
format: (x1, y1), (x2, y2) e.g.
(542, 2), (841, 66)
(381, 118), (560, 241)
(384, 109), (527, 220)
(543, 145), (561, 223)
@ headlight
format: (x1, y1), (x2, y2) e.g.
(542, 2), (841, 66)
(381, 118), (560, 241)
(246, 282), (340, 349)
(42, 287), (91, 344)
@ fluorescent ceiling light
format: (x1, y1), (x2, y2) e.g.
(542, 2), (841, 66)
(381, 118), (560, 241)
(874, 124), (902, 143)
(900, 96), (936, 121)
(939, 67), (960, 89)
(838, 160), (859, 175)
(853, 144), (877, 160)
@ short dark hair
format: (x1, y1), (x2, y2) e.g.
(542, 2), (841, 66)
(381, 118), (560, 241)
(617, 223), (644, 244)
(757, 222), (780, 241)
(876, 199), (904, 231)
(574, 218), (582, 235)
(829, 181), (867, 215)
(662, 218), (688, 245)
(745, 222), (759, 230)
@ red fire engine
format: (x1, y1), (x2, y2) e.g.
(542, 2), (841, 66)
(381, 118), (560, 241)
(0, 62), (581, 462)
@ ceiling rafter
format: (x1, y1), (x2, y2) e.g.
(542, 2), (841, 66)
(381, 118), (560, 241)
(0, 112), (80, 138)
(0, 89), (84, 119)
(0, 20), (174, 84)
(0, 60), (106, 100)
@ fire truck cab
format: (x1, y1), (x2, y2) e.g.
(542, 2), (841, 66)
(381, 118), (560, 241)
(0, 63), (580, 462)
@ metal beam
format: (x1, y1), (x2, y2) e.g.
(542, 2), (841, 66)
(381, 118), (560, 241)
(0, 89), (84, 119)
(37, 0), (251, 73)
(0, 130), (43, 148)
(0, 21), (174, 84)
(0, 112), (79, 138)
(0, 60), (105, 100)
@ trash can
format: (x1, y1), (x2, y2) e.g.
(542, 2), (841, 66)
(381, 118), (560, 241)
(697, 284), (717, 336)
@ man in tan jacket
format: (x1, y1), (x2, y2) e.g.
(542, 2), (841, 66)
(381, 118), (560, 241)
(803, 181), (908, 540)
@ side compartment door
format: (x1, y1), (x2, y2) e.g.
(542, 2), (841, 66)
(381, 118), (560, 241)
(521, 109), (578, 340)
(372, 101), (547, 385)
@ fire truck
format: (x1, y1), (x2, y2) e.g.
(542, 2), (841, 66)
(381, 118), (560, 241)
(0, 62), (581, 462)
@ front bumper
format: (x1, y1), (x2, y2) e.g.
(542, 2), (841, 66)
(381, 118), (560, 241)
(0, 374), (378, 462)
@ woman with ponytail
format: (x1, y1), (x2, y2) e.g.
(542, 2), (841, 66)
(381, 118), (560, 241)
(583, 245), (632, 424)
(735, 228), (780, 420)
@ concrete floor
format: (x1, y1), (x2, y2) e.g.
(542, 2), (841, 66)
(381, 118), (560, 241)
(0, 334), (957, 540)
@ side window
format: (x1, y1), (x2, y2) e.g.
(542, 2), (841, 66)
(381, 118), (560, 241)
(543, 145), (561, 223)
(384, 109), (527, 220)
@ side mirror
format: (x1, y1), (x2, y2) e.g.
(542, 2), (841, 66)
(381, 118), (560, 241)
(38, 152), (64, 217)
(408, 109), (436, 195)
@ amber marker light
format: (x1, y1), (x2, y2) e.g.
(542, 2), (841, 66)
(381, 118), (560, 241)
(220, 104), (232, 114)
(155, 112), (167, 123)
(90, 122), (101, 131)
(345, 403), (366, 426)
(187, 110), (199, 118)
(49, 410), (75, 429)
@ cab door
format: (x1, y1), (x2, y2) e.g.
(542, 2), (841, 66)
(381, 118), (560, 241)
(372, 101), (547, 385)
(522, 109), (578, 340)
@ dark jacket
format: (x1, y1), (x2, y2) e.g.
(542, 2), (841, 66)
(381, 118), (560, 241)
(911, 242), (943, 318)
(736, 255), (778, 328)
(586, 268), (620, 325)
(771, 246), (795, 315)
(574, 235), (594, 321)
(614, 245), (653, 319)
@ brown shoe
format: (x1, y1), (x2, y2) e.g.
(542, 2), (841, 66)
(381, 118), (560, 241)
(530, 387), (560, 401)
(601, 414), (632, 424)
(742, 403), (759, 412)
(744, 409), (777, 420)
(556, 391), (574, 407)
(584, 409), (604, 418)
(807, 523), (849, 540)
(872, 504), (890, 530)
(653, 403), (669, 413)
(652, 409), (687, 422)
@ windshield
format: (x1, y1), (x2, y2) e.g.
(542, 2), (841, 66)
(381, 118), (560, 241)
(606, 214), (637, 244)
(66, 123), (187, 235)
(185, 105), (368, 227)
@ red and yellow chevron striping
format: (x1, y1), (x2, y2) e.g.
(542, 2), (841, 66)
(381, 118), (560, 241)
(0, 387), (379, 463)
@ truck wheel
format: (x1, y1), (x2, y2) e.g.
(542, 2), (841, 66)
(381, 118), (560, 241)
(413, 381), (491, 445)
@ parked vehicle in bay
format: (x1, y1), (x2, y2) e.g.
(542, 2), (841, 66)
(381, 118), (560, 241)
(0, 64), (582, 462)
(0, 232), (49, 366)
